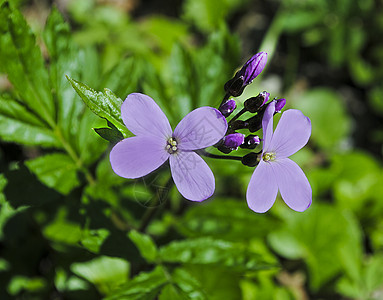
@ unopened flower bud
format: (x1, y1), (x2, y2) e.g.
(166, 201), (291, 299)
(223, 133), (245, 150)
(224, 52), (268, 97)
(219, 99), (237, 117)
(224, 77), (245, 97)
(240, 135), (260, 149)
(241, 152), (259, 167)
(275, 98), (286, 112)
(244, 91), (270, 113)
(229, 120), (248, 130)
(239, 52), (268, 86)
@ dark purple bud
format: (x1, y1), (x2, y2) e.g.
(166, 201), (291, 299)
(219, 99), (237, 117)
(244, 91), (270, 113)
(229, 120), (248, 130)
(240, 135), (261, 149)
(239, 52), (268, 86)
(275, 98), (286, 112)
(224, 76), (245, 97)
(241, 152), (259, 167)
(223, 133), (245, 150)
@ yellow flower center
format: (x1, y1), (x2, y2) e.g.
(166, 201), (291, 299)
(262, 152), (276, 162)
(165, 137), (178, 154)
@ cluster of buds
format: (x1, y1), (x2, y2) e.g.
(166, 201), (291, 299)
(216, 51), (286, 165)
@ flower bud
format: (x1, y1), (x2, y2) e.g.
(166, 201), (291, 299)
(239, 52), (268, 86)
(241, 152), (259, 167)
(224, 52), (268, 97)
(223, 133), (245, 150)
(244, 91), (270, 113)
(219, 99), (237, 117)
(224, 76), (245, 97)
(229, 120), (248, 131)
(275, 98), (286, 112)
(240, 135), (260, 149)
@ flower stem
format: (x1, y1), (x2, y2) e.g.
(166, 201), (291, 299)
(196, 149), (242, 161)
(228, 107), (247, 124)
(139, 177), (174, 232)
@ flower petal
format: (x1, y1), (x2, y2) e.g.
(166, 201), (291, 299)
(269, 109), (311, 158)
(174, 107), (228, 150)
(121, 93), (172, 138)
(110, 136), (169, 179)
(271, 158), (312, 212)
(262, 101), (276, 151)
(169, 151), (215, 201)
(246, 160), (278, 213)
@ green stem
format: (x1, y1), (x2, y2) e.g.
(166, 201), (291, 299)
(196, 149), (243, 161)
(53, 126), (96, 185)
(139, 177), (174, 232)
(228, 107), (247, 124)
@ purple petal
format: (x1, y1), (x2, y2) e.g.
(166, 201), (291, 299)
(223, 133), (245, 149)
(262, 101), (276, 151)
(240, 52), (268, 85)
(169, 151), (215, 201)
(271, 158), (312, 212)
(269, 109), (311, 158)
(110, 136), (169, 179)
(246, 161), (278, 213)
(174, 107), (228, 150)
(121, 93), (172, 138)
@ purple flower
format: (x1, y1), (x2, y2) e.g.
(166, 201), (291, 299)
(223, 133), (245, 149)
(219, 99), (237, 117)
(239, 52), (268, 85)
(246, 100), (312, 213)
(110, 93), (227, 201)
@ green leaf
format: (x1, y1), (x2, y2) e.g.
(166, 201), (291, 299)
(94, 119), (124, 144)
(66, 76), (131, 138)
(25, 153), (80, 195)
(0, 2), (55, 125)
(268, 204), (362, 290)
(0, 112), (60, 148)
(80, 228), (110, 253)
(177, 198), (281, 241)
(128, 230), (158, 263)
(159, 237), (273, 272)
(105, 266), (167, 300)
(293, 88), (351, 151)
(71, 256), (130, 295)
(7, 276), (46, 296)
(43, 7), (84, 140)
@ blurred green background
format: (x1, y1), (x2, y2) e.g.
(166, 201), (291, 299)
(0, 0), (383, 299)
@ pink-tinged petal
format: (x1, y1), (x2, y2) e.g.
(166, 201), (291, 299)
(246, 160), (278, 213)
(110, 136), (169, 179)
(174, 107), (228, 150)
(262, 101), (276, 151)
(271, 158), (312, 212)
(121, 93), (172, 138)
(269, 109), (311, 158)
(169, 151), (215, 201)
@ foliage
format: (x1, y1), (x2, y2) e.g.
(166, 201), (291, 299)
(0, 0), (382, 299)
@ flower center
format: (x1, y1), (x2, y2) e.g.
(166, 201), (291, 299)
(165, 137), (178, 154)
(262, 152), (276, 162)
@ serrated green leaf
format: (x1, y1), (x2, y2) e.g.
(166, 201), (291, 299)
(0, 113), (61, 148)
(71, 256), (130, 295)
(43, 7), (84, 140)
(25, 153), (80, 195)
(105, 266), (167, 300)
(66, 76), (131, 138)
(159, 237), (273, 271)
(128, 230), (158, 263)
(0, 3), (55, 125)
